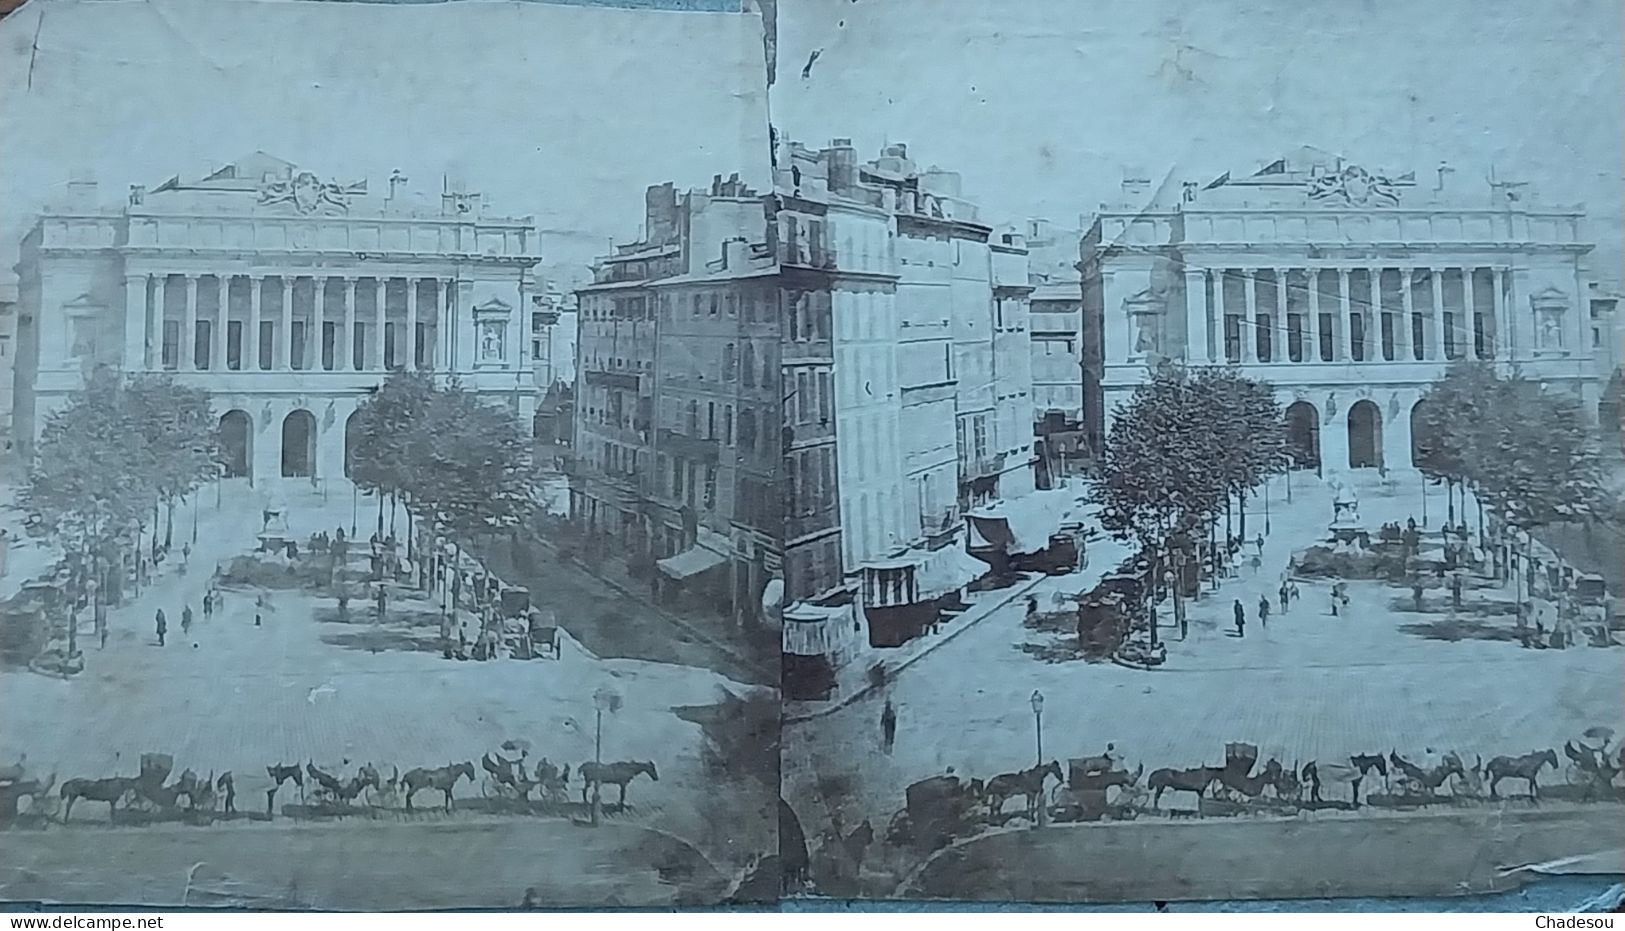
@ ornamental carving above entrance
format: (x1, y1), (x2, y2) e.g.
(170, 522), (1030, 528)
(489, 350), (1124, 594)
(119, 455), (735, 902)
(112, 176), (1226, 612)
(257, 170), (365, 215)
(1306, 165), (1402, 207)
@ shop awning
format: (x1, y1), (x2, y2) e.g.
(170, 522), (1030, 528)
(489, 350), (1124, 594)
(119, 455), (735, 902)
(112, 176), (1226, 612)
(657, 545), (727, 580)
(782, 601), (858, 659)
(968, 488), (1093, 555)
(916, 545), (989, 599)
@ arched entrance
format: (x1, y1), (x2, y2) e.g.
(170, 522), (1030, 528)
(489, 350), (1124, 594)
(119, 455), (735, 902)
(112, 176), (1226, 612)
(220, 410), (253, 480)
(281, 409), (317, 478)
(1347, 400), (1383, 469)
(1409, 399), (1435, 468)
(1283, 401), (1320, 470)
(344, 409), (365, 479)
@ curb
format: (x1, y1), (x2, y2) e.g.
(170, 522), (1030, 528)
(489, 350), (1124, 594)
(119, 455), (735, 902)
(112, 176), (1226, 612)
(783, 573), (1049, 725)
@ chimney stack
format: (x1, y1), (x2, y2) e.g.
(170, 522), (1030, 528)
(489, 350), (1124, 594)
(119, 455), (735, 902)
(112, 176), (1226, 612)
(824, 138), (857, 196)
(645, 182), (678, 244)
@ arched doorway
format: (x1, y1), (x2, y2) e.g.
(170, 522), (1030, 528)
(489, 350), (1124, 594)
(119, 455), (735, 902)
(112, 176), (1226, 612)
(219, 410), (252, 480)
(1283, 401), (1320, 470)
(281, 409), (317, 478)
(1347, 400), (1383, 469)
(1409, 399), (1435, 468)
(344, 409), (365, 479)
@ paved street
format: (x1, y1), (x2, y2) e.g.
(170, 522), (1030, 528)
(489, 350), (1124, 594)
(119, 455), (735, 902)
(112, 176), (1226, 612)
(0, 477), (775, 893)
(784, 471), (1625, 848)
(906, 805), (1624, 902)
(0, 818), (730, 908)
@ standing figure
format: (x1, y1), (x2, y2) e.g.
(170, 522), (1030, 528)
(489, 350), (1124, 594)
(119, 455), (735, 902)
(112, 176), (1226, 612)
(155, 608), (167, 646)
(374, 585), (388, 622)
(1450, 573), (1463, 610)
(217, 771), (236, 815)
(181, 604), (194, 637)
(202, 590), (214, 620)
(1232, 599), (1246, 637)
(1254, 533), (1265, 555)
(1278, 580), (1291, 614)
(880, 699), (898, 754)
(1257, 596), (1270, 629)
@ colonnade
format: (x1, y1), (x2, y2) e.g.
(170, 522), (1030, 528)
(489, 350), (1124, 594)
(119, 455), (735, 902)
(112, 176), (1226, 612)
(1181, 266), (1510, 366)
(124, 273), (455, 373)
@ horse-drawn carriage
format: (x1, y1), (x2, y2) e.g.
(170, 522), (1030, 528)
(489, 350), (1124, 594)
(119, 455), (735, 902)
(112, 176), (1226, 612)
(1206, 743), (1297, 812)
(884, 774), (985, 850)
(1048, 753), (1145, 823)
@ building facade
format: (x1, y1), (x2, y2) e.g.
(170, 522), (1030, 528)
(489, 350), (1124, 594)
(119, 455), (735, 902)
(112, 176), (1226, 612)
(1023, 219), (1089, 483)
(12, 153), (540, 482)
(570, 176), (781, 627)
(1083, 150), (1605, 474)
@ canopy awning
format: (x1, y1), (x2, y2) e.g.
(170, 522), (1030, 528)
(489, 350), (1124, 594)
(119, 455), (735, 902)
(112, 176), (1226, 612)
(657, 545), (728, 580)
(968, 488), (1093, 555)
(782, 601), (858, 658)
(916, 545), (989, 599)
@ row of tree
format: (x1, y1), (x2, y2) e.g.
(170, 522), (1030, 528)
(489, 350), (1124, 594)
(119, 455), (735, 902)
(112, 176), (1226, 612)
(22, 368), (219, 651)
(1414, 361), (1608, 538)
(346, 371), (537, 558)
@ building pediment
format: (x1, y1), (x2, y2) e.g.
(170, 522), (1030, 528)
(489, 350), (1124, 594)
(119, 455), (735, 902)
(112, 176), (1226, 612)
(473, 297), (513, 317)
(147, 153), (367, 216)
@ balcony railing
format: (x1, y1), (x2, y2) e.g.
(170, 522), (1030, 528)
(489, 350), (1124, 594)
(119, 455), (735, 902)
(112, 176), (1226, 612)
(959, 453), (1006, 483)
(920, 506), (961, 542)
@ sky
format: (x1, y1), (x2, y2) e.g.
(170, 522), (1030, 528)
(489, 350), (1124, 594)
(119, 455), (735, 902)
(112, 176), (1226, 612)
(772, 0), (1625, 275)
(0, 0), (771, 284)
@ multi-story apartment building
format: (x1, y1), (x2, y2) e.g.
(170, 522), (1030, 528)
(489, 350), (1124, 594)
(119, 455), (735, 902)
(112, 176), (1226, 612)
(1023, 219), (1089, 484)
(570, 175), (781, 628)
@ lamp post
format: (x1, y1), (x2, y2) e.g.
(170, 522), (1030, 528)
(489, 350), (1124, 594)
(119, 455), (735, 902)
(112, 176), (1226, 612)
(590, 686), (622, 827)
(1264, 477), (1272, 535)
(351, 482), (359, 538)
(1421, 475), (1429, 527)
(1030, 689), (1046, 827)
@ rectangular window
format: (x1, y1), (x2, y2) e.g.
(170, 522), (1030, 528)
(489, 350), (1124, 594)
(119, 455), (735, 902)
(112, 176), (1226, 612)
(1349, 314), (1365, 362)
(1319, 314), (1336, 361)
(259, 321), (276, 370)
(162, 320), (180, 369)
(227, 321), (243, 370)
(195, 320), (212, 369)
(707, 402), (716, 440)
(1286, 314), (1304, 362)
(321, 321), (338, 371)
(415, 322), (429, 368)
(1225, 316), (1242, 363)
(704, 465), (717, 510)
(818, 371), (832, 423)
(672, 457), (684, 498)
(384, 322), (398, 370)
(724, 405), (734, 445)
(353, 322), (367, 370)
(1256, 314), (1272, 362)
(709, 293), (719, 316)
(1411, 314), (1427, 360)
(290, 321), (307, 370)
(1443, 313), (1459, 359)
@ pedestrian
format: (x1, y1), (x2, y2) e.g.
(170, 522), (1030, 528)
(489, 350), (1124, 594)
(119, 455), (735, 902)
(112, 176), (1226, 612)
(1255, 533), (1265, 555)
(1289, 580), (1300, 603)
(218, 771), (236, 815)
(1412, 580), (1424, 613)
(1278, 580), (1291, 614)
(202, 590), (213, 620)
(1330, 591), (1340, 617)
(374, 585), (388, 622)
(1232, 599), (1246, 637)
(100, 625), (109, 650)
(337, 591), (349, 619)
(181, 604), (194, 636)
(1451, 573), (1463, 610)
(1257, 595), (1270, 629)
(880, 699), (898, 754)
(181, 542), (191, 566)
(155, 608), (167, 646)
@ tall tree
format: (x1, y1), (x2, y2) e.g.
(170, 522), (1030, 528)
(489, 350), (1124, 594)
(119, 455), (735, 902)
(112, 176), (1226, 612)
(349, 371), (438, 536)
(1192, 366), (1290, 539)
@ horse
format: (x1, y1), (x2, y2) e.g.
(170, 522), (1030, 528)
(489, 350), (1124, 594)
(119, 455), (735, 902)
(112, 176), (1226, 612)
(579, 760), (659, 808)
(482, 752), (535, 800)
(984, 761), (1063, 822)
(1302, 753), (1388, 808)
(534, 759), (570, 804)
(265, 762), (304, 816)
(1147, 765), (1224, 810)
(61, 776), (138, 822)
(1216, 759), (1283, 802)
(1563, 741), (1620, 799)
(1485, 749), (1559, 800)
(402, 762), (475, 812)
(307, 762), (379, 809)
(1388, 750), (1467, 799)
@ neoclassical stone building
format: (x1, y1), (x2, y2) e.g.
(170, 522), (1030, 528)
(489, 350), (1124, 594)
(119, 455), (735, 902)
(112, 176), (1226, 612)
(12, 153), (541, 485)
(1082, 149), (1603, 474)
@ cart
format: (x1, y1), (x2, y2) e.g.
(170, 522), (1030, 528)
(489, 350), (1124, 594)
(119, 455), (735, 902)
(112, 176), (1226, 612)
(884, 774), (984, 850)
(1049, 755), (1145, 822)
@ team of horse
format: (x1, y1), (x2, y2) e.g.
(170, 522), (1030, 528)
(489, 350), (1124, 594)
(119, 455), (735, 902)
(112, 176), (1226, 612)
(19, 751), (662, 826)
(961, 740), (1621, 827)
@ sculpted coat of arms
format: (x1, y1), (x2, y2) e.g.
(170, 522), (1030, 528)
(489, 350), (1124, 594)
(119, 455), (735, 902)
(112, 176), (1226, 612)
(1307, 165), (1401, 207)
(258, 170), (364, 215)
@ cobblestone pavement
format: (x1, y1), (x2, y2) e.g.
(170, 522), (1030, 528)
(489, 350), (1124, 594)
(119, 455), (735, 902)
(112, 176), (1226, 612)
(783, 471), (1625, 844)
(0, 478), (774, 876)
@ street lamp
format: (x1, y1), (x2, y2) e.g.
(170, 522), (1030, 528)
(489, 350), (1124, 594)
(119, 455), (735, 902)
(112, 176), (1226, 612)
(1030, 690), (1046, 828)
(590, 686), (623, 827)
(1264, 478), (1272, 536)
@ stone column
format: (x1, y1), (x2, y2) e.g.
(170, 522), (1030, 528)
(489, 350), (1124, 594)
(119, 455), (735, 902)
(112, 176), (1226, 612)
(215, 276), (230, 370)
(1241, 269), (1258, 363)
(1308, 269), (1324, 362)
(457, 279), (477, 371)
(151, 275), (169, 369)
(123, 274), (147, 371)
(443, 278), (457, 371)
(1184, 268), (1209, 363)
(1491, 268), (1507, 359)
(1401, 270), (1416, 361)
(312, 276), (327, 371)
(1368, 267), (1383, 361)
(373, 277), (388, 371)
(1430, 268), (1447, 361)
(247, 276), (262, 371)
(425, 279), (443, 370)
(1213, 269), (1229, 362)
(343, 277), (358, 371)
(1462, 267), (1478, 360)
(406, 278), (419, 370)
(182, 275), (199, 371)
(278, 277), (294, 371)
(1336, 269), (1352, 362)
(1273, 269), (1288, 362)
